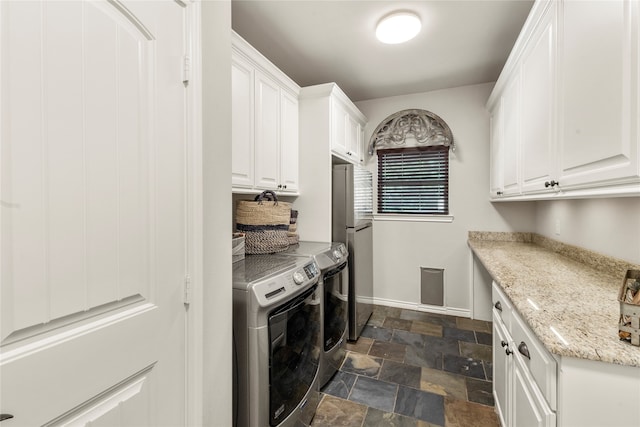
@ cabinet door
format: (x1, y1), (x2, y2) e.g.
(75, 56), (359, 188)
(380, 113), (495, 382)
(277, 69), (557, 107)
(280, 90), (299, 192)
(502, 73), (521, 195)
(489, 101), (504, 198)
(558, 0), (639, 188)
(513, 356), (556, 427)
(231, 54), (254, 188)
(346, 114), (360, 161)
(254, 70), (280, 190)
(493, 316), (512, 427)
(521, 3), (556, 194)
(331, 98), (348, 158)
(359, 126), (366, 164)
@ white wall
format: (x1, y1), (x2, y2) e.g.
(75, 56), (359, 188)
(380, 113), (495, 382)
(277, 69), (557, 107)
(201, 1), (232, 425)
(356, 83), (536, 315)
(535, 198), (640, 264)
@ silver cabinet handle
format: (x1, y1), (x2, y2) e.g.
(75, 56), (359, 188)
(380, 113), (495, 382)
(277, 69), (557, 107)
(494, 301), (502, 311)
(518, 341), (531, 359)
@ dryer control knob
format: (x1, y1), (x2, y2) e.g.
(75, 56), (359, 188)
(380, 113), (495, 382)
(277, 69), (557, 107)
(293, 271), (306, 285)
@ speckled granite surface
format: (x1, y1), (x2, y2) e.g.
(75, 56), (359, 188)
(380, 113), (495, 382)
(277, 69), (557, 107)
(468, 232), (640, 367)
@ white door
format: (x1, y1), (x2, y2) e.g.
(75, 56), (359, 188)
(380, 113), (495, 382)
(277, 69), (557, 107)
(489, 101), (504, 197)
(1, 1), (189, 425)
(558, 0), (639, 187)
(254, 69), (280, 190)
(520, 3), (556, 194)
(231, 52), (255, 189)
(279, 90), (299, 193)
(330, 99), (348, 159)
(501, 73), (521, 196)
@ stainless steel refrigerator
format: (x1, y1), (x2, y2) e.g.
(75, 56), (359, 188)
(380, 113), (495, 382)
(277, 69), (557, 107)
(332, 164), (373, 341)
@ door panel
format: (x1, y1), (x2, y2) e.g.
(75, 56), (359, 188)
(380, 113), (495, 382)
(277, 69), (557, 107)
(558, 0), (639, 186)
(521, 5), (555, 193)
(254, 70), (280, 190)
(280, 90), (299, 192)
(1, 1), (187, 425)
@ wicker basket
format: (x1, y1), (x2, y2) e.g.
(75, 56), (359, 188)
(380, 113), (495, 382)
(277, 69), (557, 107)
(236, 191), (291, 254)
(618, 269), (640, 346)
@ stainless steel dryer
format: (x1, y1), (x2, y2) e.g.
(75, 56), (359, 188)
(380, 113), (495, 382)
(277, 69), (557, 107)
(232, 254), (321, 427)
(281, 242), (349, 388)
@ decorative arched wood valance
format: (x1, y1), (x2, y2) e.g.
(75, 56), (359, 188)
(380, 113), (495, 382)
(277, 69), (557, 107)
(368, 109), (455, 155)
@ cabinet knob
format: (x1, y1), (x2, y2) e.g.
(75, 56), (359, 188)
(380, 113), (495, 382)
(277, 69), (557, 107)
(518, 341), (531, 359)
(494, 301), (503, 311)
(496, 191), (503, 196)
(544, 180), (560, 188)
(277, 184), (282, 189)
(505, 347), (513, 356)
(500, 340), (508, 348)
(283, 185), (287, 189)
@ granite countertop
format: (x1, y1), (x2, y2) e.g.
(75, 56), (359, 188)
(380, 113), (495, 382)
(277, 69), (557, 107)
(468, 231), (640, 368)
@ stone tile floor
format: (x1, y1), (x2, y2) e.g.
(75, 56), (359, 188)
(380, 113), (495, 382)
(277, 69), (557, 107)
(311, 305), (500, 427)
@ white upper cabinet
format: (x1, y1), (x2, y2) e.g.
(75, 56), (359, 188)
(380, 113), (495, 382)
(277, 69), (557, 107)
(330, 94), (366, 165)
(254, 70), (281, 190)
(502, 72), (522, 196)
(557, 0), (639, 190)
(280, 90), (300, 192)
(231, 32), (300, 194)
(231, 54), (254, 189)
(331, 98), (348, 158)
(487, 0), (640, 200)
(520, 5), (556, 194)
(489, 99), (504, 196)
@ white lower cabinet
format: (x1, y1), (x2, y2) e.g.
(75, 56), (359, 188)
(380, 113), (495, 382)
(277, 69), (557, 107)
(492, 282), (556, 427)
(512, 356), (556, 427)
(493, 317), (511, 427)
(491, 279), (640, 427)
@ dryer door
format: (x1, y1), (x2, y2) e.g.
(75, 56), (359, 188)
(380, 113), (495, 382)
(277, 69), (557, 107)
(268, 284), (320, 426)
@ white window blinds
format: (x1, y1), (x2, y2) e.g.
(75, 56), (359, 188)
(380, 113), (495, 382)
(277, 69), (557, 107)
(377, 145), (449, 215)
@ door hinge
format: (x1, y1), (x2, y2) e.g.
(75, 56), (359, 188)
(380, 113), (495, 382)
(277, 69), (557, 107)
(182, 55), (191, 85)
(183, 275), (192, 305)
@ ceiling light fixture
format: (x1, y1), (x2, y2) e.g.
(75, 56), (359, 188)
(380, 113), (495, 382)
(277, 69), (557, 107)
(376, 11), (422, 44)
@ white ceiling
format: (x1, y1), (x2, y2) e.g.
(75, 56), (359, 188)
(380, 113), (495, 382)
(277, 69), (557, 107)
(231, 0), (534, 102)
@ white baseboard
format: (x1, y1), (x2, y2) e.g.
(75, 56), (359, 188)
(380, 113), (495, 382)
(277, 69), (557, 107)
(371, 296), (471, 319)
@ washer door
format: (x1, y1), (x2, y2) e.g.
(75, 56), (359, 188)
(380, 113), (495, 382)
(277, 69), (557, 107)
(323, 263), (348, 351)
(268, 284), (320, 426)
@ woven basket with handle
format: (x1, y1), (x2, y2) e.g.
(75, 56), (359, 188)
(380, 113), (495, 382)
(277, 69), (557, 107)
(236, 191), (291, 254)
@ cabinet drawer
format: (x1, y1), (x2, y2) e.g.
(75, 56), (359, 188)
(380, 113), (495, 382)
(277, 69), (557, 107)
(511, 311), (557, 411)
(492, 281), (513, 329)
(513, 353), (556, 427)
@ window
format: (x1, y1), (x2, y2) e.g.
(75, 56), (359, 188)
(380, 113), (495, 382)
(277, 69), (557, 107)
(377, 145), (449, 215)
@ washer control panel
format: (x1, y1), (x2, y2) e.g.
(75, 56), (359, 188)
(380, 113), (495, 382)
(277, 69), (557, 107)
(252, 259), (320, 308)
(329, 243), (348, 263)
(303, 262), (319, 279)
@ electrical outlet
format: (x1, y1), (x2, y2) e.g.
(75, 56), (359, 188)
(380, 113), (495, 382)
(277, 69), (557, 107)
(554, 218), (561, 236)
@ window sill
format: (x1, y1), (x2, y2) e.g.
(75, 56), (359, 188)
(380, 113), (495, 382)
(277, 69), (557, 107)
(373, 214), (454, 223)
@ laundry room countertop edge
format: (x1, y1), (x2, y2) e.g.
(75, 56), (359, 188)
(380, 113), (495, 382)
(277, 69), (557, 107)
(468, 231), (640, 368)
